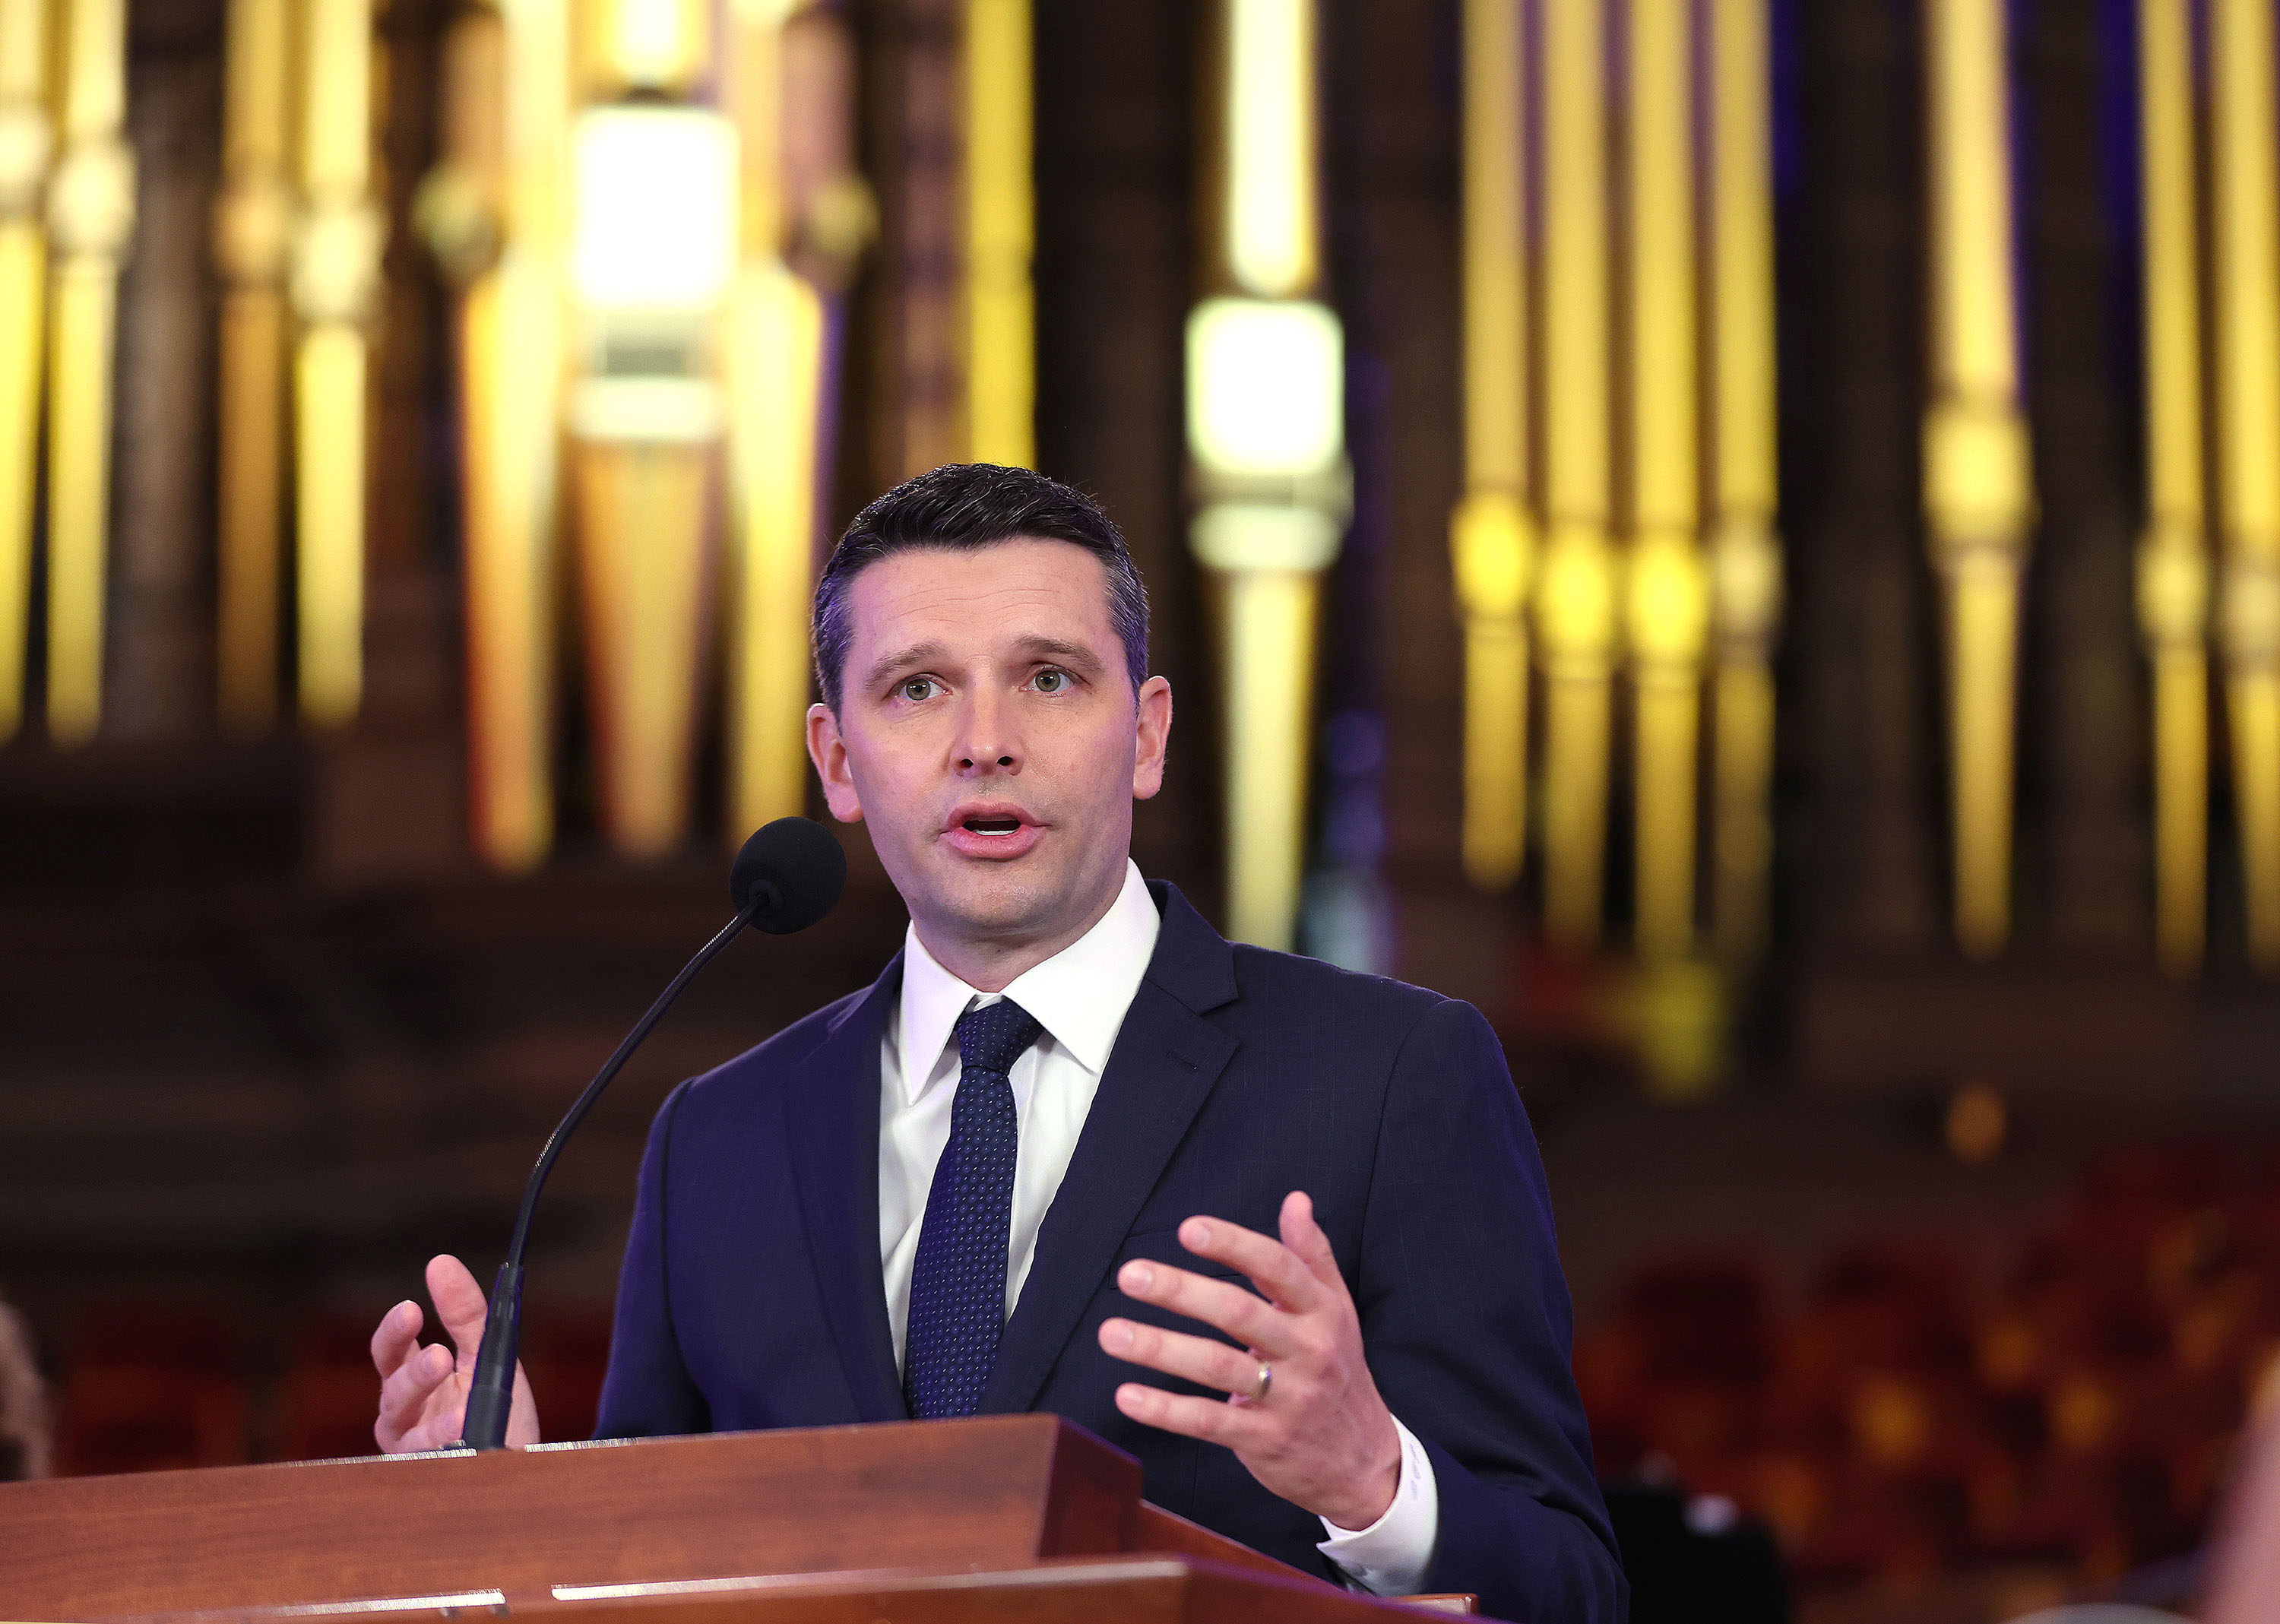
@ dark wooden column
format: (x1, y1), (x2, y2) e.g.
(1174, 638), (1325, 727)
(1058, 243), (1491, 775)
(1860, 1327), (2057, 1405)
(1031, 0), (1214, 901)
(309, 0), (467, 883)
(1317, 0), (1506, 1007)
(109, 3), (223, 743)
(1784, 0), (1940, 958)
(847, 0), (963, 493)
(2018, 0), (2147, 957)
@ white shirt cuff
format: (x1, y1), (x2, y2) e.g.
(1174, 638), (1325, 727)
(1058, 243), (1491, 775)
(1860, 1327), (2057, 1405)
(1315, 1416), (1439, 1595)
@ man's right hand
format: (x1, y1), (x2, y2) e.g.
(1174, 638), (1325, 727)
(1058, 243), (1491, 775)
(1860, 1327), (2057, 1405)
(371, 1254), (540, 1453)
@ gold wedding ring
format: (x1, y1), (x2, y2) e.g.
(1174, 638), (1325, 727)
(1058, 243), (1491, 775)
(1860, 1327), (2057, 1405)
(1249, 1360), (1273, 1404)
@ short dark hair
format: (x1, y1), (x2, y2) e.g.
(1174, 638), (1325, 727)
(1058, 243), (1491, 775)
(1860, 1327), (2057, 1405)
(812, 464), (1151, 712)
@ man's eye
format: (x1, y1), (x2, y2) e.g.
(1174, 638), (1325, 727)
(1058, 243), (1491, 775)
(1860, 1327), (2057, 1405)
(898, 677), (939, 702)
(1031, 668), (1068, 694)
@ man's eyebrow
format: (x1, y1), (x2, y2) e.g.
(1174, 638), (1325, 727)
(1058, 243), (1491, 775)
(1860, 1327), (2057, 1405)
(1015, 636), (1107, 675)
(863, 640), (951, 691)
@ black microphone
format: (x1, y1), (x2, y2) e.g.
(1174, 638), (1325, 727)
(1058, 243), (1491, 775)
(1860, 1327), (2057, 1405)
(458, 816), (848, 1451)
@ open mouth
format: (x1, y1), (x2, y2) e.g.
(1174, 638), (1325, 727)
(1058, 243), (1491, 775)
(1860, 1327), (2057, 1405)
(963, 817), (1024, 836)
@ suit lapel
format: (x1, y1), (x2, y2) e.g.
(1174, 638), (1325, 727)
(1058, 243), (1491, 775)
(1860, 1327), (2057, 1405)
(784, 957), (907, 1422)
(978, 884), (1240, 1415)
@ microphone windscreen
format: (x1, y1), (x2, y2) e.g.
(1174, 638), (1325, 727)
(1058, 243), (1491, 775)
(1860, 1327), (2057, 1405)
(730, 817), (849, 933)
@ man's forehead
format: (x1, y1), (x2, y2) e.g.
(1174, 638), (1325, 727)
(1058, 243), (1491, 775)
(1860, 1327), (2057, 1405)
(845, 539), (1116, 641)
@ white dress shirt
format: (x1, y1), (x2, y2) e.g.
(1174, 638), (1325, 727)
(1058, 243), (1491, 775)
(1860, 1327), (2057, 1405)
(876, 860), (1438, 1594)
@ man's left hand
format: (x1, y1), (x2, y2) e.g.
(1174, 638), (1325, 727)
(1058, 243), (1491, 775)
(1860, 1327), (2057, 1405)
(1097, 1190), (1402, 1531)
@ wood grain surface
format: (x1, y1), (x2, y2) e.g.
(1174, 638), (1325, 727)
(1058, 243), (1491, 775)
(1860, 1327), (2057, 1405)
(100, 1556), (1439, 1624)
(0, 1415), (1142, 1619)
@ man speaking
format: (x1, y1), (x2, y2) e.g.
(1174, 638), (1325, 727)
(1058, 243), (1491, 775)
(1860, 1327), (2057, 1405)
(370, 464), (1625, 1623)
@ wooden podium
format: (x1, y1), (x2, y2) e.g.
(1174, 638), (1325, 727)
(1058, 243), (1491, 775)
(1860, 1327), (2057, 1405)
(0, 1415), (1476, 1622)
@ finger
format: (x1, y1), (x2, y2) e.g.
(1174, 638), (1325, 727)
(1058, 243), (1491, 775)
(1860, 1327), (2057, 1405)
(1116, 1259), (1292, 1356)
(507, 1360), (542, 1449)
(1099, 1316), (1268, 1397)
(369, 1300), (426, 1380)
(1176, 1214), (1325, 1313)
(1278, 1191), (1345, 1294)
(1113, 1381), (1260, 1448)
(377, 1342), (457, 1439)
(425, 1255), (492, 1364)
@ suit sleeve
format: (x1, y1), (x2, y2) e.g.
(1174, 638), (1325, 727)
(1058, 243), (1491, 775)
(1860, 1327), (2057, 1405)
(594, 1078), (713, 1440)
(1357, 996), (1628, 1624)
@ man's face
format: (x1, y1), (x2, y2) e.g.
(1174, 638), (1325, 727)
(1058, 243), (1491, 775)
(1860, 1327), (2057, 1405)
(806, 538), (1173, 963)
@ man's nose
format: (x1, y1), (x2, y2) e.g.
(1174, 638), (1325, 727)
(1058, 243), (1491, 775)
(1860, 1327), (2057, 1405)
(952, 691), (1021, 774)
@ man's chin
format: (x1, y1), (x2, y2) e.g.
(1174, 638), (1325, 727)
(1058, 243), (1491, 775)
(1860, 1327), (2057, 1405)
(912, 850), (1094, 940)
(933, 869), (1058, 935)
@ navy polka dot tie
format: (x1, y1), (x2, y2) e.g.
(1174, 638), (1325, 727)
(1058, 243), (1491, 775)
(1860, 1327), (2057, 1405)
(903, 997), (1043, 1420)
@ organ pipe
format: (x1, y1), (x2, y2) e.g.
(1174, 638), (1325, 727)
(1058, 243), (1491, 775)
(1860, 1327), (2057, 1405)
(1537, 0), (1617, 953)
(2135, 0), (2209, 977)
(44, 0), (135, 746)
(1626, 0), (1708, 964)
(1705, 0), (1781, 968)
(0, 0), (51, 741)
(1922, 0), (2033, 958)
(2210, 0), (2280, 970)
(214, 0), (292, 732)
(1452, 0), (1532, 894)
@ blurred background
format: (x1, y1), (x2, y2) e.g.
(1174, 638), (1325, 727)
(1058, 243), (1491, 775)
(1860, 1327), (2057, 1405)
(4, 0), (2280, 1619)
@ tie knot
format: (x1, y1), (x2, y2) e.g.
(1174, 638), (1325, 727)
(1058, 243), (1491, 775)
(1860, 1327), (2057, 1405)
(955, 997), (1043, 1078)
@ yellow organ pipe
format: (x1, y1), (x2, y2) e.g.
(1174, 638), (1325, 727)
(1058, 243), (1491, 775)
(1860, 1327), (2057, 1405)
(1188, 0), (1341, 951)
(727, 261), (823, 835)
(1224, 0), (1317, 300)
(1922, 0), (2032, 958)
(565, 0), (733, 858)
(1706, 0), (1781, 967)
(1626, 0), (1708, 964)
(1537, 0), (1617, 952)
(454, 0), (565, 872)
(1452, 0), (1532, 894)
(964, 0), (1031, 467)
(2211, 0), (2280, 971)
(1219, 562), (1321, 946)
(214, 0), (292, 733)
(727, 0), (828, 835)
(0, 0), (49, 740)
(2136, 0), (2208, 977)
(44, 0), (134, 746)
(573, 437), (714, 857)
(293, 0), (383, 730)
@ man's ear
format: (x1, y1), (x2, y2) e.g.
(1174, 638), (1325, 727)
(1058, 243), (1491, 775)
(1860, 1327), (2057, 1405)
(1132, 676), (1172, 801)
(807, 702), (865, 823)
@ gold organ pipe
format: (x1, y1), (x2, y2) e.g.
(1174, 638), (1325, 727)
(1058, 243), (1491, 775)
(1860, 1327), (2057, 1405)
(448, 0), (565, 872)
(1224, 0), (1316, 299)
(215, 0), (293, 732)
(1537, 0), (1617, 952)
(566, 2), (734, 857)
(1923, 0), (2032, 958)
(1452, 0), (1532, 893)
(0, 0), (50, 741)
(2211, 0), (2280, 970)
(1706, 0), (1781, 967)
(1221, 563), (1320, 944)
(1188, 0), (1339, 951)
(1626, 0), (1708, 964)
(964, 0), (1031, 466)
(44, 0), (135, 747)
(293, 0), (383, 730)
(727, 0), (828, 835)
(574, 439), (712, 856)
(727, 263), (823, 835)
(2136, 0), (2208, 977)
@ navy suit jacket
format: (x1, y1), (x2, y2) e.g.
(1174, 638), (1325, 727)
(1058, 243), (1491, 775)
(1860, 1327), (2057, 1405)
(596, 881), (1626, 1624)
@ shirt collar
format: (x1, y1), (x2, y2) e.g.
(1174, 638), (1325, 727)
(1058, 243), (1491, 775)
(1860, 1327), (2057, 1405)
(895, 860), (1161, 1105)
